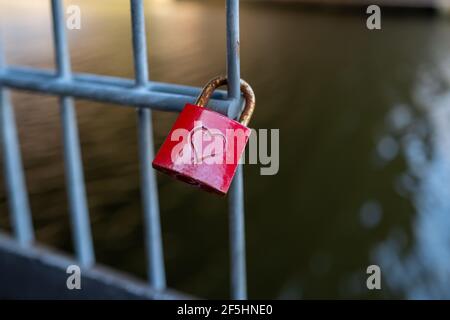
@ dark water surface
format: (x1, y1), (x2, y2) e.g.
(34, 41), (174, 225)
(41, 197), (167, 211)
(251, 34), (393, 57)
(1, 0), (450, 299)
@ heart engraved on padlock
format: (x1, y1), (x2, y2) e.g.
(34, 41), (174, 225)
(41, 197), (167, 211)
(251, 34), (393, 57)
(185, 125), (227, 164)
(152, 75), (255, 195)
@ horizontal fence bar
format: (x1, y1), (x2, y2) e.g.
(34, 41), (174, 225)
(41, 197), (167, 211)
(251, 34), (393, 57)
(0, 232), (190, 299)
(0, 67), (234, 115)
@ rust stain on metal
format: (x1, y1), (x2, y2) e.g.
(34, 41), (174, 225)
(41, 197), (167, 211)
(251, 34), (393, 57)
(195, 75), (255, 126)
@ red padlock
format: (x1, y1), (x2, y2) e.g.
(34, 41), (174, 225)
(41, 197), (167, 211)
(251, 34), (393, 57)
(152, 76), (255, 195)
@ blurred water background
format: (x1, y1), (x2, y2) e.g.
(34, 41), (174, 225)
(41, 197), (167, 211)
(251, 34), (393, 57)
(1, 0), (450, 299)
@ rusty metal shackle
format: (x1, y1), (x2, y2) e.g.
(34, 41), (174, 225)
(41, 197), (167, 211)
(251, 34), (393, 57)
(195, 75), (255, 127)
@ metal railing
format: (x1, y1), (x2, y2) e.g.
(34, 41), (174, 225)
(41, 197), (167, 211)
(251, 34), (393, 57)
(0, 0), (247, 299)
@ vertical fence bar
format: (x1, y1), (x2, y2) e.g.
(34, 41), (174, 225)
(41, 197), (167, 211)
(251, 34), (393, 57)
(229, 166), (246, 299)
(51, 0), (94, 268)
(226, 0), (247, 300)
(226, 0), (241, 119)
(0, 40), (34, 246)
(130, 0), (166, 290)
